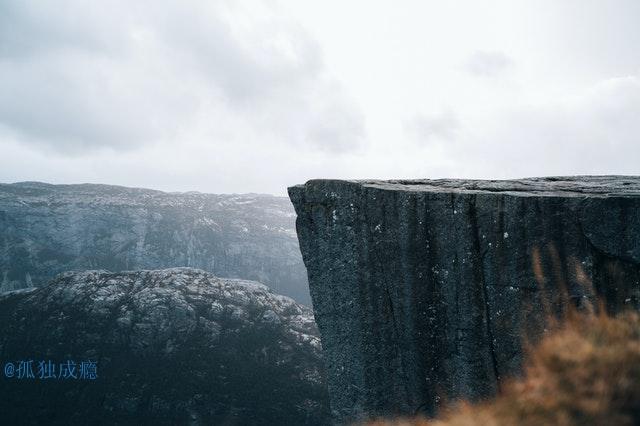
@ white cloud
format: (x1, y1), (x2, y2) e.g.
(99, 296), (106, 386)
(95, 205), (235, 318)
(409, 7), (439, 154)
(410, 76), (640, 178)
(464, 50), (514, 78)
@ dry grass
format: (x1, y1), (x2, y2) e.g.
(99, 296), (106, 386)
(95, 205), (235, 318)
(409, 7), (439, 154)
(367, 310), (640, 426)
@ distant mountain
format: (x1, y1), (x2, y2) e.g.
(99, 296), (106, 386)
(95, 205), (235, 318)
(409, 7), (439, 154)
(0, 181), (310, 304)
(0, 268), (330, 424)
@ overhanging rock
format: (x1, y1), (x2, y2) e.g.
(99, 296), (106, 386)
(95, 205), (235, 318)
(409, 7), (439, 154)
(288, 176), (640, 423)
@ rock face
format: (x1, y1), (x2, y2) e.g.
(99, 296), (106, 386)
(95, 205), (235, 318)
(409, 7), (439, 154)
(0, 182), (310, 304)
(288, 176), (640, 423)
(0, 268), (329, 425)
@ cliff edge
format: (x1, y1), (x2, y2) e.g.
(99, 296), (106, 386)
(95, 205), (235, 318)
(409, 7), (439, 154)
(288, 176), (640, 423)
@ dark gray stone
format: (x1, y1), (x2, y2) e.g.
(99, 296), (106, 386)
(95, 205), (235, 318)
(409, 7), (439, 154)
(0, 181), (310, 304)
(0, 268), (329, 425)
(288, 176), (640, 424)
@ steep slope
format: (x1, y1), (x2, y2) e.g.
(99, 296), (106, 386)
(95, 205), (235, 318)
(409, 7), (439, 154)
(0, 268), (329, 424)
(0, 181), (310, 304)
(289, 176), (640, 423)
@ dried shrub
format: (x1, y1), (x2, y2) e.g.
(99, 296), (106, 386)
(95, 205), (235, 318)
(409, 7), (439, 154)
(367, 310), (640, 426)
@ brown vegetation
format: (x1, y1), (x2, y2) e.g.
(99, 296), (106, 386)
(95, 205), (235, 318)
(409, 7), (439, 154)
(367, 310), (640, 426)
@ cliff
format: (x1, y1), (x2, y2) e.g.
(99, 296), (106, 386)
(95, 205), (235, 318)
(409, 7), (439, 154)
(0, 182), (310, 304)
(288, 176), (640, 423)
(0, 268), (329, 424)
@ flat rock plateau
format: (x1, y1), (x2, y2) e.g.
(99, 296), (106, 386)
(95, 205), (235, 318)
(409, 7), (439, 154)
(289, 176), (640, 423)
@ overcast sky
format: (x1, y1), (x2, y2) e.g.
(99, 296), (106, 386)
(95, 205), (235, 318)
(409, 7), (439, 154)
(1, 0), (639, 195)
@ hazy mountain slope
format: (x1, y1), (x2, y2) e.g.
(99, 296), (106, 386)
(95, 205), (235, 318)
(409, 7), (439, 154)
(0, 181), (310, 304)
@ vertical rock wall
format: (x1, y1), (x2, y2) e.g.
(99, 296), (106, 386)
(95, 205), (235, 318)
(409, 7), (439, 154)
(289, 177), (640, 423)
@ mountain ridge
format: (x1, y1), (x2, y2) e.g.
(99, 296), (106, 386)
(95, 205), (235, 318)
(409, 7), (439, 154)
(0, 181), (310, 304)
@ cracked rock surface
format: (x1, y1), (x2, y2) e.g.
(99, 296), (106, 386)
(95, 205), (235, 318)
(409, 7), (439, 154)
(0, 268), (329, 425)
(0, 181), (310, 304)
(289, 176), (640, 424)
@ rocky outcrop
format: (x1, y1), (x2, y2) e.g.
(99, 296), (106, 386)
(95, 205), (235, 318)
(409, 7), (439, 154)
(0, 182), (310, 304)
(288, 176), (640, 423)
(0, 268), (329, 425)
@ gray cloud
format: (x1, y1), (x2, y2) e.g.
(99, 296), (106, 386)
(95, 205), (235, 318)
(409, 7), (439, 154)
(464, 50), (514, 78)
(0, 2), (127, 58)
(2, 1), (638, 196)
(404, 110), (460, 143)
(0, 0), (364, 154)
